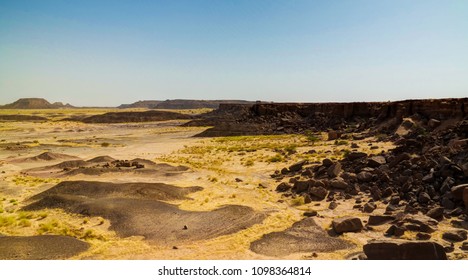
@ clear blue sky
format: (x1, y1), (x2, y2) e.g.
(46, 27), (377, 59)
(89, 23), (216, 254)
(0, 0), (467, 106)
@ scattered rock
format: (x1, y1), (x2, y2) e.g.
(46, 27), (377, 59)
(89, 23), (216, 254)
(357, 171), (373, 182)
(327, 162), (342, 178)
(426, 207), (444, 220)
(416, 232), (431, 240)
(276, 182), (291, 192)
(289, 160), (307, 172)
(368, 215), (395, 226)
(428, 119), (441, 129)
(328, 131), (342, 141)
(328, 201), (338, 210)
(362, 202), (377, 213)
(451, 184), (468, 200)
(346, 152), (367, 161)
(442, 230), (467, 242)
(322, 158), (333, 167)
(293, 181), (310, 193)
(303, 210), (318, 217)
(309, 186), (328, 201)
(330, 178), (349, 190)
(332, 217), (363, 234)
(385, 225), (405, 237)
(368, 156), (386, 167)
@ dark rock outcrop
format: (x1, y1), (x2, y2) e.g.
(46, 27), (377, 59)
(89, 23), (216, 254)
(364, 240), (447, 260)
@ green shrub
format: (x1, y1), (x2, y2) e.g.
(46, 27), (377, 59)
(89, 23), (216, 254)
(268, 154), (283, 163)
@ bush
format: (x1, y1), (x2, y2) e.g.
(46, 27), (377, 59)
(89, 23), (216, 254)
(101, 142), (110, 147)
(284, 144), (297, 155)
(268, 154), (283, 163)
(334, 140), (349, 145)
(291, 196), (305, 206)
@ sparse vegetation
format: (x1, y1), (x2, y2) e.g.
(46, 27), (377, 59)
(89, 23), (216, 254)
(291, 196), (305, 206)
(268, 154), (284, 163)
(334, 140), (349, 145)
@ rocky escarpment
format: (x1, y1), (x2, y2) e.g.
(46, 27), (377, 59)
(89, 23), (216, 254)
(188, 98), (467, 137)
(118, 99), (255, 109)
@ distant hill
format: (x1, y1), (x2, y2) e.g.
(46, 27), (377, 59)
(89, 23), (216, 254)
(0, 98), (74, 109)
(118, 100), (163, 109)
(118, 99), (255, 109)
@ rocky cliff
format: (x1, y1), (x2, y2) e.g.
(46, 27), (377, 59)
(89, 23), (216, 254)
(188, 98), (467, 137)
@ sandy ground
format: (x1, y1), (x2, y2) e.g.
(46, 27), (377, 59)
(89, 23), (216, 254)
(0, 110), (465, 260)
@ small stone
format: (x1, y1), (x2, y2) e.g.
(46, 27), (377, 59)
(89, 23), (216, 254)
(327, 162), (342, 178)
(426, 207), (444, 220)
(416, 232), (431, 240)
(303, 210), (318, 217)
(276, 182), (291, 192)
(418, 192), (431, 204)
(357, 171), (373, 182)
(363, 202), (377, 213)
(322, 158), (333, 167)
(368, 155), (386, 167)
(385, 225), (405, 237)
(183, 225), (188, 230)
(330, 178), (349, 190)
(346, 152), (367, 161)
(442, 230), (467, 242)
(293, 181), (310, 193)
(428, 119), (441, 129)
(368, 215), (395, 225)
(451, 184), (468, 200)
(332, 216), (363, 234)
(289, 160), (307, 172)
(328, 131), (341, 141)
(328, 201), (338, 210)
(309, 186), (328, 200)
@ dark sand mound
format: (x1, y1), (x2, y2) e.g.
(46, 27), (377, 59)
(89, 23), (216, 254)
(250, 218), (352, 257)
(28, 181), (203, 201)
(24, 182), (265, 244)
(9, 152), (80, 163)
(0, 115), (48, 121)
(0, 235), (89, 260)
(24, 158), (189, 178)
(28, 197), (265, 244)
(76, 110), (192, 123)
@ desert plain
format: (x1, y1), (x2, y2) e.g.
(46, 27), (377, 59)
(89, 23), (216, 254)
(0, 98), (467, 260)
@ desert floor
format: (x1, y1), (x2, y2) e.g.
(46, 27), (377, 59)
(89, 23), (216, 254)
(0, 109), (465, 259)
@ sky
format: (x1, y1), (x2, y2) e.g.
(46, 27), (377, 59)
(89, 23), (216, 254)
(0, 0), (467, 107)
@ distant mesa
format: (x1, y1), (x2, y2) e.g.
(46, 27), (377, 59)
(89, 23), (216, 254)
(0, 98), (74, 109)
(118, 99), (255, 109)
